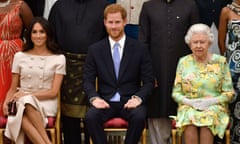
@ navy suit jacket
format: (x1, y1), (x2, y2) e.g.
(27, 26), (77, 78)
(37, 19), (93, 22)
(83, 37), (154, 104)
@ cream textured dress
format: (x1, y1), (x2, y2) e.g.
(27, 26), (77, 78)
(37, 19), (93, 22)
(4, 52), (66, 144)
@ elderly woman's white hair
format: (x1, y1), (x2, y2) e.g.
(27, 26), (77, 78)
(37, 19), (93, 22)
(184, 23), (214, 45)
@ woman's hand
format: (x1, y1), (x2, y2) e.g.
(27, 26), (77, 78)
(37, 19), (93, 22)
(12, 91), (29, 101)
(3, 100), (9, 116)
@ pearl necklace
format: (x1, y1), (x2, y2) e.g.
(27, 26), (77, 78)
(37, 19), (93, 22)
(0, 0), (10, 8)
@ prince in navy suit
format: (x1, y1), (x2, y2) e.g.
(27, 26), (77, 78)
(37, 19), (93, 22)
(83, 4), (154, 144)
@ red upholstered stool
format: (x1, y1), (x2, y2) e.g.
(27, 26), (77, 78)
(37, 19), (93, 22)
(47, 116), (57, 128)
(171, 119), (230, 144)
(104, 117), (128, 128)
(90, 117), (146, 144)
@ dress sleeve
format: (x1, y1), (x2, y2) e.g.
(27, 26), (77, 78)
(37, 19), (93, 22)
(11, 52), (21, 74)
(55, 54), (66, 75)
(172, 58), (185, 103)
(218, 58), (234, 103)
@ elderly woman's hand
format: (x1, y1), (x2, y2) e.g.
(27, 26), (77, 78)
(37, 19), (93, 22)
(182, 97), (218, 110)
(182, 97), (201, 107)
(194, 97), (219, 110)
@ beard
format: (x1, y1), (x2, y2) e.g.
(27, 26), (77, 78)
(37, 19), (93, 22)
(107, 28), (125, 41)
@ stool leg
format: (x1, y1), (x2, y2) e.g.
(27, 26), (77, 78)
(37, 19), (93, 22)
(172, 129), (176, 144)
(51, 130), (56, 144)
(0, 129), (4, 144)
(142, 128), (146, 144)
(89, 138), (93, 144)
(177, 132), (182, 144)
(226, 129), (230, 144)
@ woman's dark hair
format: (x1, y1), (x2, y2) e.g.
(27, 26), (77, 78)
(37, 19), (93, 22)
(23, 17), (61, 54)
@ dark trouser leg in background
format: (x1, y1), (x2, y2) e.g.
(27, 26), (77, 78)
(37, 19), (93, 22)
(62, 116), (81, 144)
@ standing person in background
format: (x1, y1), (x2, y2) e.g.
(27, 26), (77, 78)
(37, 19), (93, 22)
(48, 0), (109, 143)
(0, 1), (33, 143)
(139, 0), (199, 143)
(0, 0), (33, 123)
(195, 0), (232, 28)
(43, 0), (57, 19)
(117, 0), (149, 39)
(194, 0), (232, 54)
(218, 0), (240, 143)
(25, 0), (45, 16)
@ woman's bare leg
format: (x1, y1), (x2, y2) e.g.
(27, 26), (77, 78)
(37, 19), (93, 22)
(23, 104), (51, 144)
(184, 125), (199, 144)
(199, 127), (214, 144)
(22, 115), (46, 144)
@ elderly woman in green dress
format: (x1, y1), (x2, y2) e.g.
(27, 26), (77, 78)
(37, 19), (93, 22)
(172, 23), (234, 144)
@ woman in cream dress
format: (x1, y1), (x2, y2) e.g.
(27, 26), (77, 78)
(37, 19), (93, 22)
(3, 17), (66, 144)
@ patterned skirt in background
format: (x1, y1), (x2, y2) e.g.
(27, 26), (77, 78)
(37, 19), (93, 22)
(61, 52), (88, 118)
